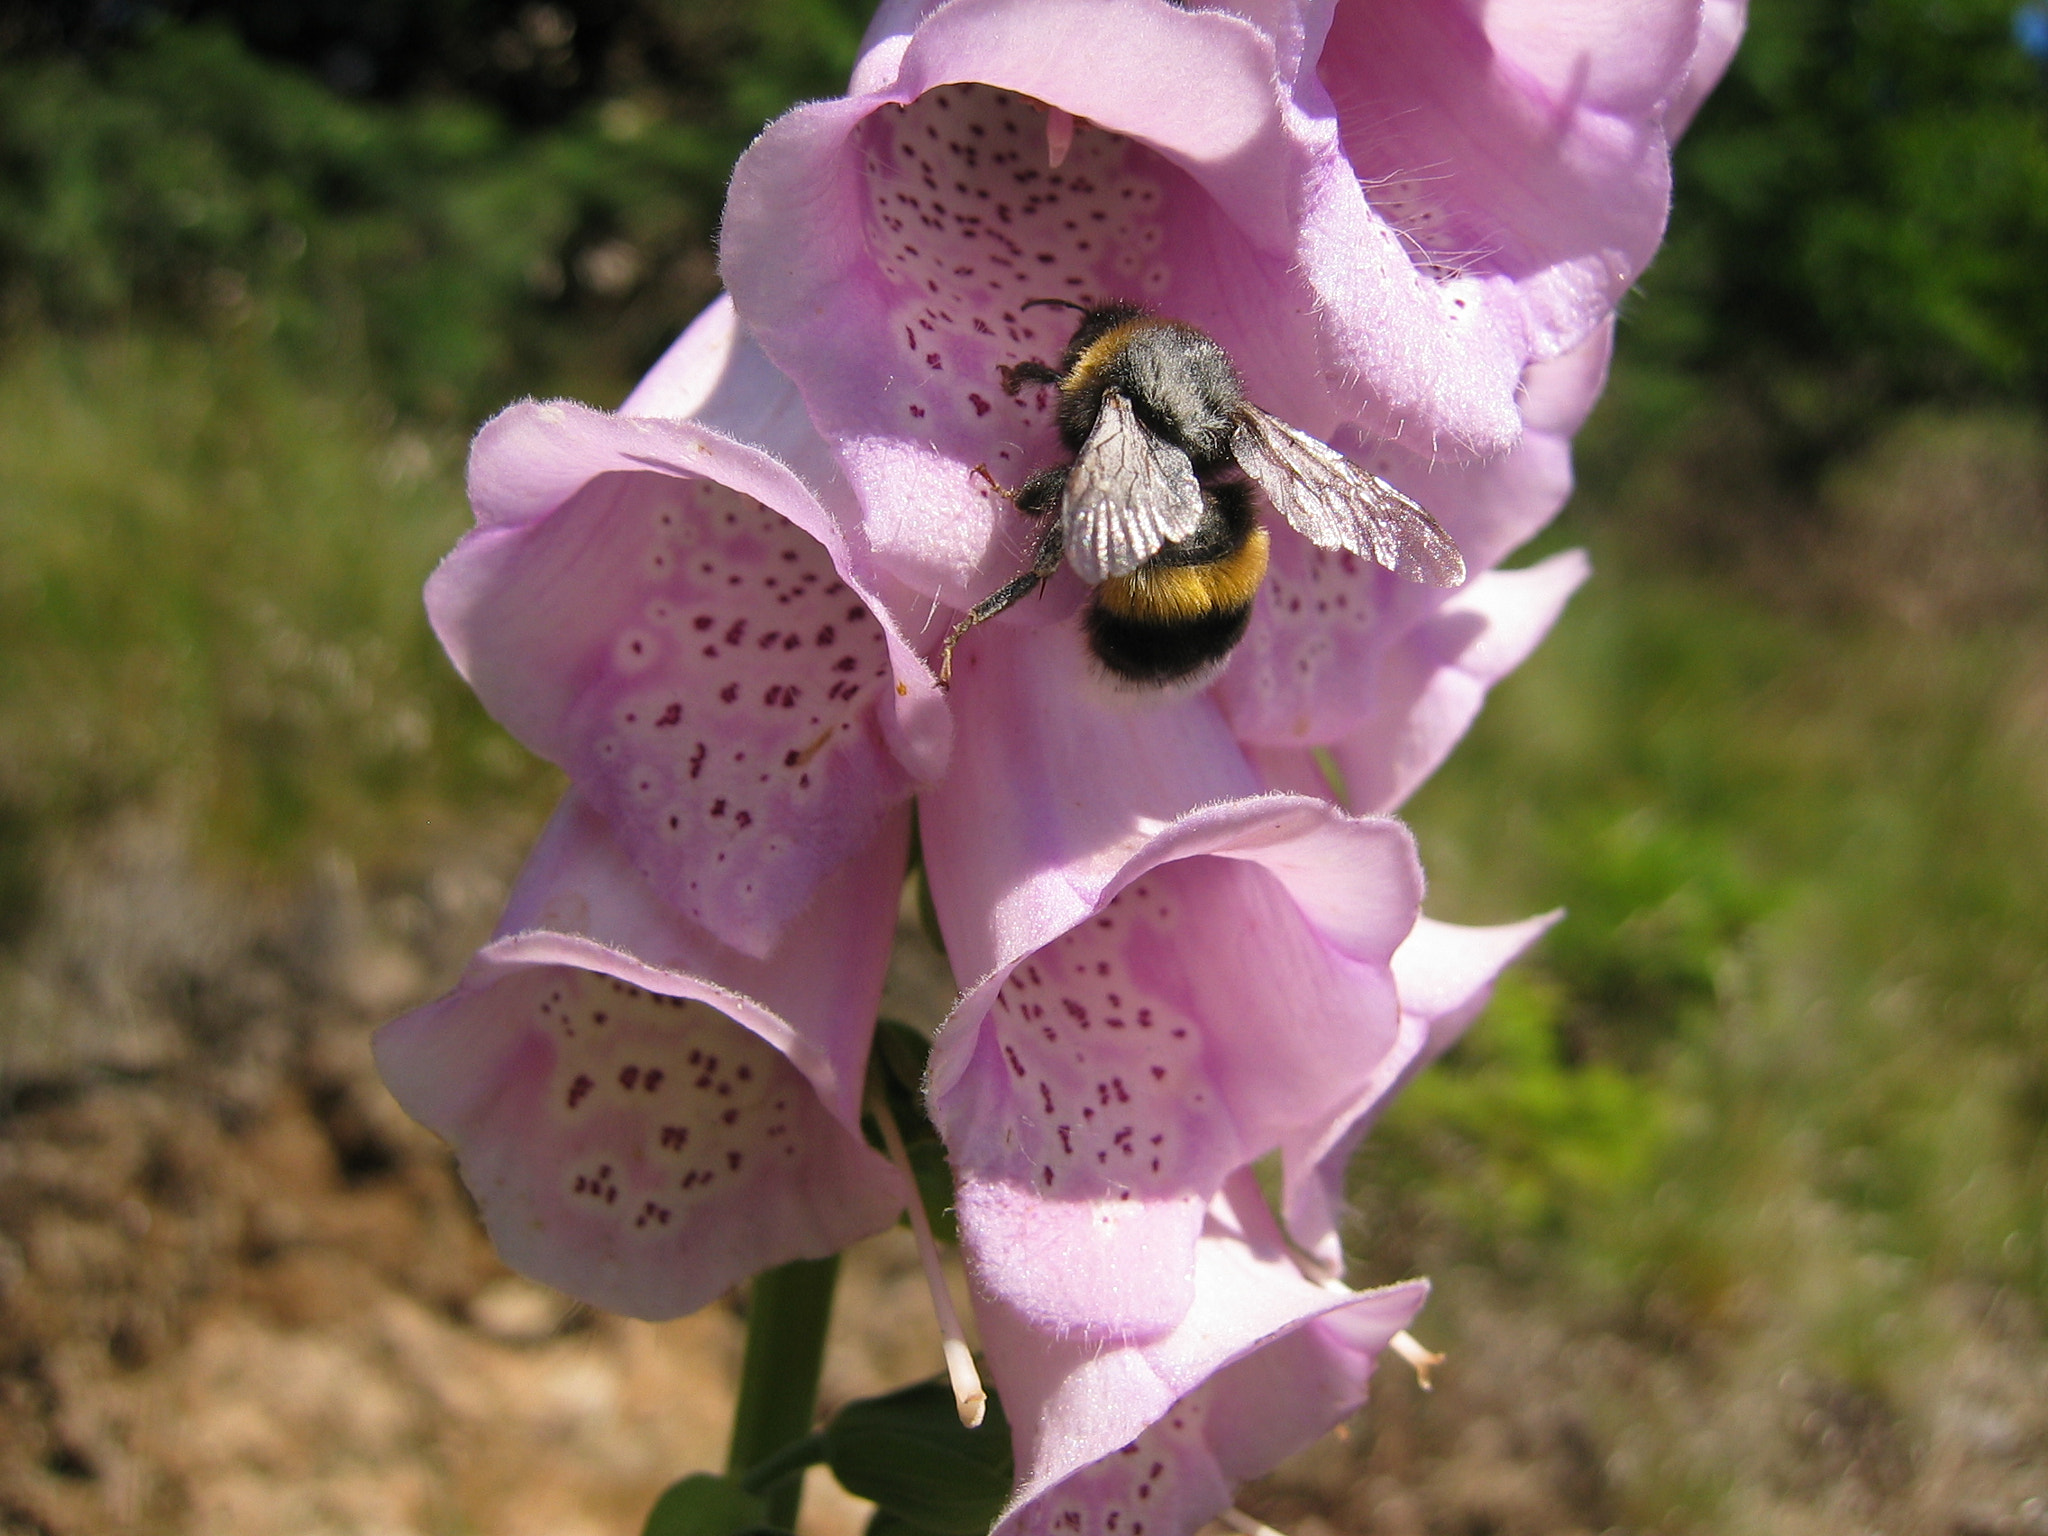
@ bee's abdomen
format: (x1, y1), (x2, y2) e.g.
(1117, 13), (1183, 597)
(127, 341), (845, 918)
(1085, 599), (1256, 686)
(1085, 525), (1270, 685)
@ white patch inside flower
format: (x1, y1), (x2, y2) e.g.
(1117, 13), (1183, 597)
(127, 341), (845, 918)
(518, 969), (809, 1235)
(860, 85), (1171, 465)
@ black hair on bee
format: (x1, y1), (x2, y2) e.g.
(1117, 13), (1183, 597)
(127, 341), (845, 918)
(937, 301), (1466, 690)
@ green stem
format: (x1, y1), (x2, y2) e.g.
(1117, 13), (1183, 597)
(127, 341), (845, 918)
(728, 1255), (841, 1530)
(739, 1431), (829, 1497)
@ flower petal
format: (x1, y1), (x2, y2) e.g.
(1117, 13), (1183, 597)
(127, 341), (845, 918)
(1313, 0), (1703, 363)
(987, 1172), (1428, 1533)
(1281, 912), (1558, 1270)
(922, 618), (1261, 989)
(927, 764), (1422, 1338)
(374, 794), (908, 1319)
(619, 294), (848, 506)
(1669, 0), (1749, 140)
(431, 400), (942, 956)
(1362, 317), (1614, 579)
(1323, 549), (1591, 814)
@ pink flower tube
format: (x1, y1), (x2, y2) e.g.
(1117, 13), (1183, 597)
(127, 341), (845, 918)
(986, 1172), (1427, 1536)
(1215, 321), (1612, 785)
(428, 381), (945, 959)
(919, 698), (1427, 1337)
(1307, 0), (1710, 374)
(375, 794), (907, 1319)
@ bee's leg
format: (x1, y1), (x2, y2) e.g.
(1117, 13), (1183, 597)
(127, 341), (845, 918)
(937, 517), (1066, 689)
(972, 462), (1067, 516)
(1012, 465), (1067, 518)
(970, 462), (1023, 503)
(998, 359), (1063, 397)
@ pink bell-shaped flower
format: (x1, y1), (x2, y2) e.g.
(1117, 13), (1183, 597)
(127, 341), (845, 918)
(376, 794), (909, 1319)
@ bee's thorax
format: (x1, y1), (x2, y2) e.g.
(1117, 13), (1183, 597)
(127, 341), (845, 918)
(1060, 316), (1244, 466)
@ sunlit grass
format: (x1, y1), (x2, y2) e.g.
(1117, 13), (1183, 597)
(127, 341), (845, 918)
(0, 328), (560, 912)
(1356, 397), (2048, 1527)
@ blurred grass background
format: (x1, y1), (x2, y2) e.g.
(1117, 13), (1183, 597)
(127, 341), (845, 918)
(1, 0), (2044, 1531)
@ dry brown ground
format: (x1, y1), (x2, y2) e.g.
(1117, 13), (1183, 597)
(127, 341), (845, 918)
(0, 814), (937, 1536)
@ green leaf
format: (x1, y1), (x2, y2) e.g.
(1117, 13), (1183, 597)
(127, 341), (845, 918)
(874, 1019), (934, 1106)
(737, 1430), (830, 1497)
(903, 1135), (960, 1245)
(824, 1377), (1013, 1536)
(864, 1022), (960, 1243)
(642, 1473), (768, 1536)
(865, 1511), (946, 1536)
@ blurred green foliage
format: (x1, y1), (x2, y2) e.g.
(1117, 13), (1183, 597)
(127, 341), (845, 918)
(1633, 0), (2048, 472)
(0, 328), (553, 875)
(1365, 524), (2048, 1523)
(0, 0), (870, 417)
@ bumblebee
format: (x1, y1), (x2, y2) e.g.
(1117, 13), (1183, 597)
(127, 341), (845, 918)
(938, 301), (1466, 689)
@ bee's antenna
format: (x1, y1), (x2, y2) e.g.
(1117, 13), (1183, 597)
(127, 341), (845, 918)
(1021, 297), (1092, 315)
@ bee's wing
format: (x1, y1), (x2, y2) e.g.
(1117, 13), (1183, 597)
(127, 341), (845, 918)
(1061, 390), (1207, 582)
(1232, 409), (1466, 587)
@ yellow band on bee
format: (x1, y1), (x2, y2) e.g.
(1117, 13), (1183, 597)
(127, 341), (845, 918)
(1095, 525), (1269, 623)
